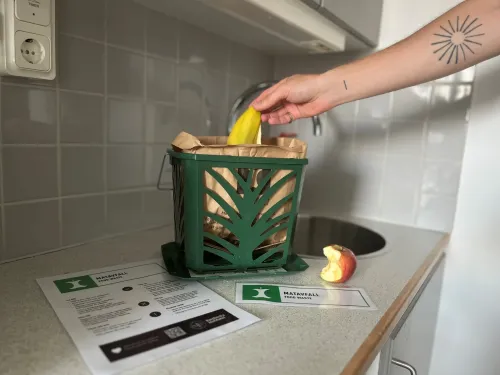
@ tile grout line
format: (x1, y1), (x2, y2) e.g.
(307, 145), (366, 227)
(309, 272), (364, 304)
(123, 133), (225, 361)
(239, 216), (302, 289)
(0, 142), (173, 147)
(107, 94), (175, 106)
(59, 32), (105, 46)
(168, 17), (181, 196)
(60, 30), (183, 67)
(349, 100), (360, 214)
(1, 81), (57, 91)
(377, 93), (393, 219)
(60, 31), (172, 63)
(55, 13), (63, 247)
(0, 223), (174, 266)
(412, 85), (433, 226)
(1, 144), (57, 148)
(225, 39), (232, 134)
(59, 88), (103, 97)
(0, 80), (177, 105)
(2, 186), (161, 208)
(352, 100), (360, 153)
(0, 79), (6, 254)
(0, 80), (235, 105)
(56, 68), (63, 247)
(351, 100), (360, 151)
(223, 40), (233, 136)
(141, 8), (148, 221)
(103, 0), (109, 224)
(202, 49), (208, 135)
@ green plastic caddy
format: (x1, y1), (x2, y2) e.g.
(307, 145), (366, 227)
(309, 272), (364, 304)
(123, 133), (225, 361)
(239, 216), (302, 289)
(160, 149), (309, 279)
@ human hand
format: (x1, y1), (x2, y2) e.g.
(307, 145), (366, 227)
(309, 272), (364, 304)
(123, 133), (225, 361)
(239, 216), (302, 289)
(251, 73), (336, 125)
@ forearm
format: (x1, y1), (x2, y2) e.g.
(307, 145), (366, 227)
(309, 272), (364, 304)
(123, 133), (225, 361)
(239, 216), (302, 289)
(325, 0), (500, 106)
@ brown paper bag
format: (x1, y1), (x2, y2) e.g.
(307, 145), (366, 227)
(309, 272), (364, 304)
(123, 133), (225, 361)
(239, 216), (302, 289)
(171, 132), (307, 250)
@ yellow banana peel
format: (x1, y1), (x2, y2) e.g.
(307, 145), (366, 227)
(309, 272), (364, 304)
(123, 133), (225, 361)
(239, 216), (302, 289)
(227, 106), (262, 145)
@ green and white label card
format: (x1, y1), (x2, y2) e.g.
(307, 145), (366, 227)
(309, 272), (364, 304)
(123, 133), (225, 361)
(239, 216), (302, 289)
(235, 283), (377, 310)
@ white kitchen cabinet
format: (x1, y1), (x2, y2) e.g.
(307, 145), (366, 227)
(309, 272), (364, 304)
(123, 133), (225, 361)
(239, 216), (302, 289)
(318, 0), (384, 47)
(378, 256), (445, 375)
(136, 0), (383, 55)
(300, 0), (321, 9)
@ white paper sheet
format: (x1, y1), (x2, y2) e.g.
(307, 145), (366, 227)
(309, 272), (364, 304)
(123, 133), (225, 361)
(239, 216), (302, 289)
(37, 260), (260, 375)
(235, 283), (377, 310)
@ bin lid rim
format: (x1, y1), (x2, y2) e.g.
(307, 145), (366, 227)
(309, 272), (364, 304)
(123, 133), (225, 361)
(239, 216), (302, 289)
(167, 149), (308, 165)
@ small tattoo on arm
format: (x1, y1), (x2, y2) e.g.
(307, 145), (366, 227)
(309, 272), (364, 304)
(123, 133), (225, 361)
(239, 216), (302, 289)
(431, 15), (484, 64)
(343, 80), (347, 90)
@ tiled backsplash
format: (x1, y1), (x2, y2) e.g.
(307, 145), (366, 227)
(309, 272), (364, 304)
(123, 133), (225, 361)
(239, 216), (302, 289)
(0, 0), (273, 262)
(273, 55), (475, 232)
(0, 0), (473, 261)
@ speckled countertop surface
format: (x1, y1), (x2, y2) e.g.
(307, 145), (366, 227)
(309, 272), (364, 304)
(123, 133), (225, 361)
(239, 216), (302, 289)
(0, 217), (447, 375)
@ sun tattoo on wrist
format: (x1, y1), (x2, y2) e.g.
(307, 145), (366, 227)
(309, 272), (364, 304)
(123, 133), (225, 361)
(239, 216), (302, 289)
(431, 15), (484, 64)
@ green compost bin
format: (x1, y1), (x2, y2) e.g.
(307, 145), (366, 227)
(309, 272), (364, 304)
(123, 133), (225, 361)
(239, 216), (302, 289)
(165, 149), (308, 273)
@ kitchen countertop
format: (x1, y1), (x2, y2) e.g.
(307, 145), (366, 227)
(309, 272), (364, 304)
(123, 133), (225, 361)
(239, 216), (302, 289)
(0, 217), (448, 375)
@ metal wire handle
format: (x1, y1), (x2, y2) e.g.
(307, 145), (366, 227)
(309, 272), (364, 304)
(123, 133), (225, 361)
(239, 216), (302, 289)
(391, 358), (417, 375)
(156, 153), (173, 191)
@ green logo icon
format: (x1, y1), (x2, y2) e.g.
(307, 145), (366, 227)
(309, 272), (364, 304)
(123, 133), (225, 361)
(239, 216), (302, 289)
(54, 275), (98, 293)
(242, 285), (281, 302)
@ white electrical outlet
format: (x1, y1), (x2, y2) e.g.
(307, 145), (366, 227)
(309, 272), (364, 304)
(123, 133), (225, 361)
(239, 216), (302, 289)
(0, 0), (56, 80)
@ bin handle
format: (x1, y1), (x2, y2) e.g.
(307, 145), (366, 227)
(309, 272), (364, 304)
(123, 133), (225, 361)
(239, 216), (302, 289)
(157, 153), (173, 191)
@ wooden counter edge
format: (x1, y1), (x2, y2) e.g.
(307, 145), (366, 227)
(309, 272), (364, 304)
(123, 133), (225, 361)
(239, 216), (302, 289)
(340, 232), (450, 375)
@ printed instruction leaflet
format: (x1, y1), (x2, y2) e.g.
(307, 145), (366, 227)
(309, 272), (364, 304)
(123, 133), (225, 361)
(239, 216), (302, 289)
(37, 260), (260, 375)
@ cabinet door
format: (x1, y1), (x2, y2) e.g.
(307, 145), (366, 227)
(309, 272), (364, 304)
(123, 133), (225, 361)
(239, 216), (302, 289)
(319, 0), (383, 46)
(389, 257), (446, 375)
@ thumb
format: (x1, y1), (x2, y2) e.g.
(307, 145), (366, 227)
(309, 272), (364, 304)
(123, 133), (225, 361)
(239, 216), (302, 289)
(252, 85), (288, 112)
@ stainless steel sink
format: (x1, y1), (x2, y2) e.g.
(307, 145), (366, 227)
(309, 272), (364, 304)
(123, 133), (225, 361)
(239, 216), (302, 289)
(291, 215), (386, 258)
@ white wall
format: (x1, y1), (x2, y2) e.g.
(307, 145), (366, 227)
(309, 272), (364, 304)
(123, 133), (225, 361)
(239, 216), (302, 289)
(380, 0), (500, 373)
(429, 53), (500, 375)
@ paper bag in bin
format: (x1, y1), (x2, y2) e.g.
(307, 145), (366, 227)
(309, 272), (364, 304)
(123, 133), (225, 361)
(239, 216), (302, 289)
(171, 132), (307, 250)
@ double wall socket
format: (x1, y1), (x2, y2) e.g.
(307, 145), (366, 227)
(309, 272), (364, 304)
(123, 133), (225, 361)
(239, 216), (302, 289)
(0, 0), (56, 80)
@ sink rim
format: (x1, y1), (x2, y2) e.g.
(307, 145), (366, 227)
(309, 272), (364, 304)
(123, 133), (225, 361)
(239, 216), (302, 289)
(292, 213), (391, 260)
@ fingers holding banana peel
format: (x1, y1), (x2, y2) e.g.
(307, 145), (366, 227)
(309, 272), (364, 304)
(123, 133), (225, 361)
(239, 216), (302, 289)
(264, 105), (301, 125)
(252, 79), (288, 112)
(251, 73), (328, 125)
